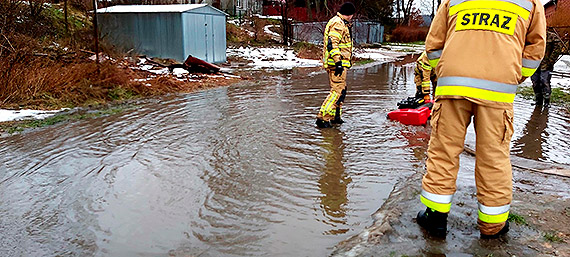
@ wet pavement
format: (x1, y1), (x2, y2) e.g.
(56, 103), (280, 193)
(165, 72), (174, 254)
(1, 58), (569, 256)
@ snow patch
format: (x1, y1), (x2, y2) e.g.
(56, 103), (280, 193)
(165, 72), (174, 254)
(227, 47), (321, 69)
(353, 48), (393, 61)
(0, 109), (66, 122)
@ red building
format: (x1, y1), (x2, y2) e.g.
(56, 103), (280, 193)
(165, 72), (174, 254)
(262, 0), (318, 22)
(545, 0), (570, 20)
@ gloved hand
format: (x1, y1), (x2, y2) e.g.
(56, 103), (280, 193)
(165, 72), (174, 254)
(334, 61), (343, 76)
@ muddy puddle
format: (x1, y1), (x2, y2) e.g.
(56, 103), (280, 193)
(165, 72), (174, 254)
(0, 59), (569, 256)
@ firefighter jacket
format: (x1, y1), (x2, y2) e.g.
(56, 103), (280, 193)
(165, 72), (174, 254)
(426, 0), (546, 107)
(323, 13), (353, 69)
(541, 31), (567, 70)
(416, 51), (434, 94)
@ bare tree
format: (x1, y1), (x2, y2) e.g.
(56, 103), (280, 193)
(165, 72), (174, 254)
(394, 0), (415, 25)
(360, 0), (393, 24)
(306, 0), (313, 21)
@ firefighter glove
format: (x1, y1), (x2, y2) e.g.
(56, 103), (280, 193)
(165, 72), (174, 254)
(334, 61), (343, 76)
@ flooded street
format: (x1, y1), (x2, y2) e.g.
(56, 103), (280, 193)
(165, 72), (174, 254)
(1, 60), (569, 256)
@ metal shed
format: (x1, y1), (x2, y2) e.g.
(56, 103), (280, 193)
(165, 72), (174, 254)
(97, 4), (227, 63)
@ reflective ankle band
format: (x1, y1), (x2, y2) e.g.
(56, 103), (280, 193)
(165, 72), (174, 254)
(478, 203), (510, 223)
(420, 190), (453, 213)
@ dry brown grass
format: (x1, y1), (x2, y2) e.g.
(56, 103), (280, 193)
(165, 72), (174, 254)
(227, 17), (282, 47)
(227, 23), (254, 45)
(389, 26), (429, 43)
(292, 41), (321, 60)
(0, 2), (242, 110)
(0, 52), (240, 110)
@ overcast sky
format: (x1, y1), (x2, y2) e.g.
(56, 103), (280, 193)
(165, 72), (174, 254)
(419, 0), (549, 15)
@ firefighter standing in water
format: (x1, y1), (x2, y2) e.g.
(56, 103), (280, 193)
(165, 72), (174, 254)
(531, 29), (566, 107)
(316, 2), (355, 128)
(417, 0), (546, 238)
(414, 51), (438, 101)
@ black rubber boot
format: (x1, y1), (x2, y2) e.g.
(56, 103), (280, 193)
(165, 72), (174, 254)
(417, 208), (448, 237)
(543, 97), (550, 108)
(533, 95), (543, 106)
(316, 119), (332, 128)
(481, 221), (509, 239)
(331, 107), (344, 125)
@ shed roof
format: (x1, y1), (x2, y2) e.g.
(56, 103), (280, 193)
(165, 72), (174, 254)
(96, 4), (226, 15)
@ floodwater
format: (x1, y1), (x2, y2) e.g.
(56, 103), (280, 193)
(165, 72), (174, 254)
(1, 58), (569, 257)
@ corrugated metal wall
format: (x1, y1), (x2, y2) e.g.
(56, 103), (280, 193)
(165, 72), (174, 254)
(100, 12), (184, 61)
(181, 11), (226, 63)
(99, 5), (227, 63)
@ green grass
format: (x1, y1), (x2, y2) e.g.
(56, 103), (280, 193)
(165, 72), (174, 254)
(354, 58), (375, 66)
(108, 86), (135, 101)
(44, 6), (88, 35)
(507, 213), (528, 225)
(517, 86), (570, 104)
(0, 107), (126, 135)
(544, 232), (564, 242)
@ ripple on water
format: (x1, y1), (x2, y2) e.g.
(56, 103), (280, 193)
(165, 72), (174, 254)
(1, 61), (568, 256)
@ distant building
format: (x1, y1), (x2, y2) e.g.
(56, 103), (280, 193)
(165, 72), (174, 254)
(263, 0), (314, 21)
(545, 0), (570, 19)
(99, 0), (256, 20)
(97, 4), (227, 63)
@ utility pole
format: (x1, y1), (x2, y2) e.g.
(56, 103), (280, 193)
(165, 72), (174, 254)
(92, 0), (100, 65)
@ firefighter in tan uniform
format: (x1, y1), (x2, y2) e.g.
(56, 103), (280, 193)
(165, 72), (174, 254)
(416, 0), (546, 238)
(414, 51), (438, 101)
(316, 2), (355, 128)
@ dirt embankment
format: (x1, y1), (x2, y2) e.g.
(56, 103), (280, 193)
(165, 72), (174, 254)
(332, 149), (570, 257)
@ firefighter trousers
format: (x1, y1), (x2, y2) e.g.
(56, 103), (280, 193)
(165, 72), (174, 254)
(317, 69), (347, 122)
(421, 99), (514, 235)
(414, 67), (438, 98)
(531, 68), (552, 100)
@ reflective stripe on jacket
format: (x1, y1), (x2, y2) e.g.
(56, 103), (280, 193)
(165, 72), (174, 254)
(322, 13), (353, 68)
(426, 0), (546, 106)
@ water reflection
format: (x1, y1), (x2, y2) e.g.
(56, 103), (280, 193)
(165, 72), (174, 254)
(399, 128), (431, 163)
(2, 57), (569, 257)
(317, 128), (351, 235)
(513, 105), (549, 161)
